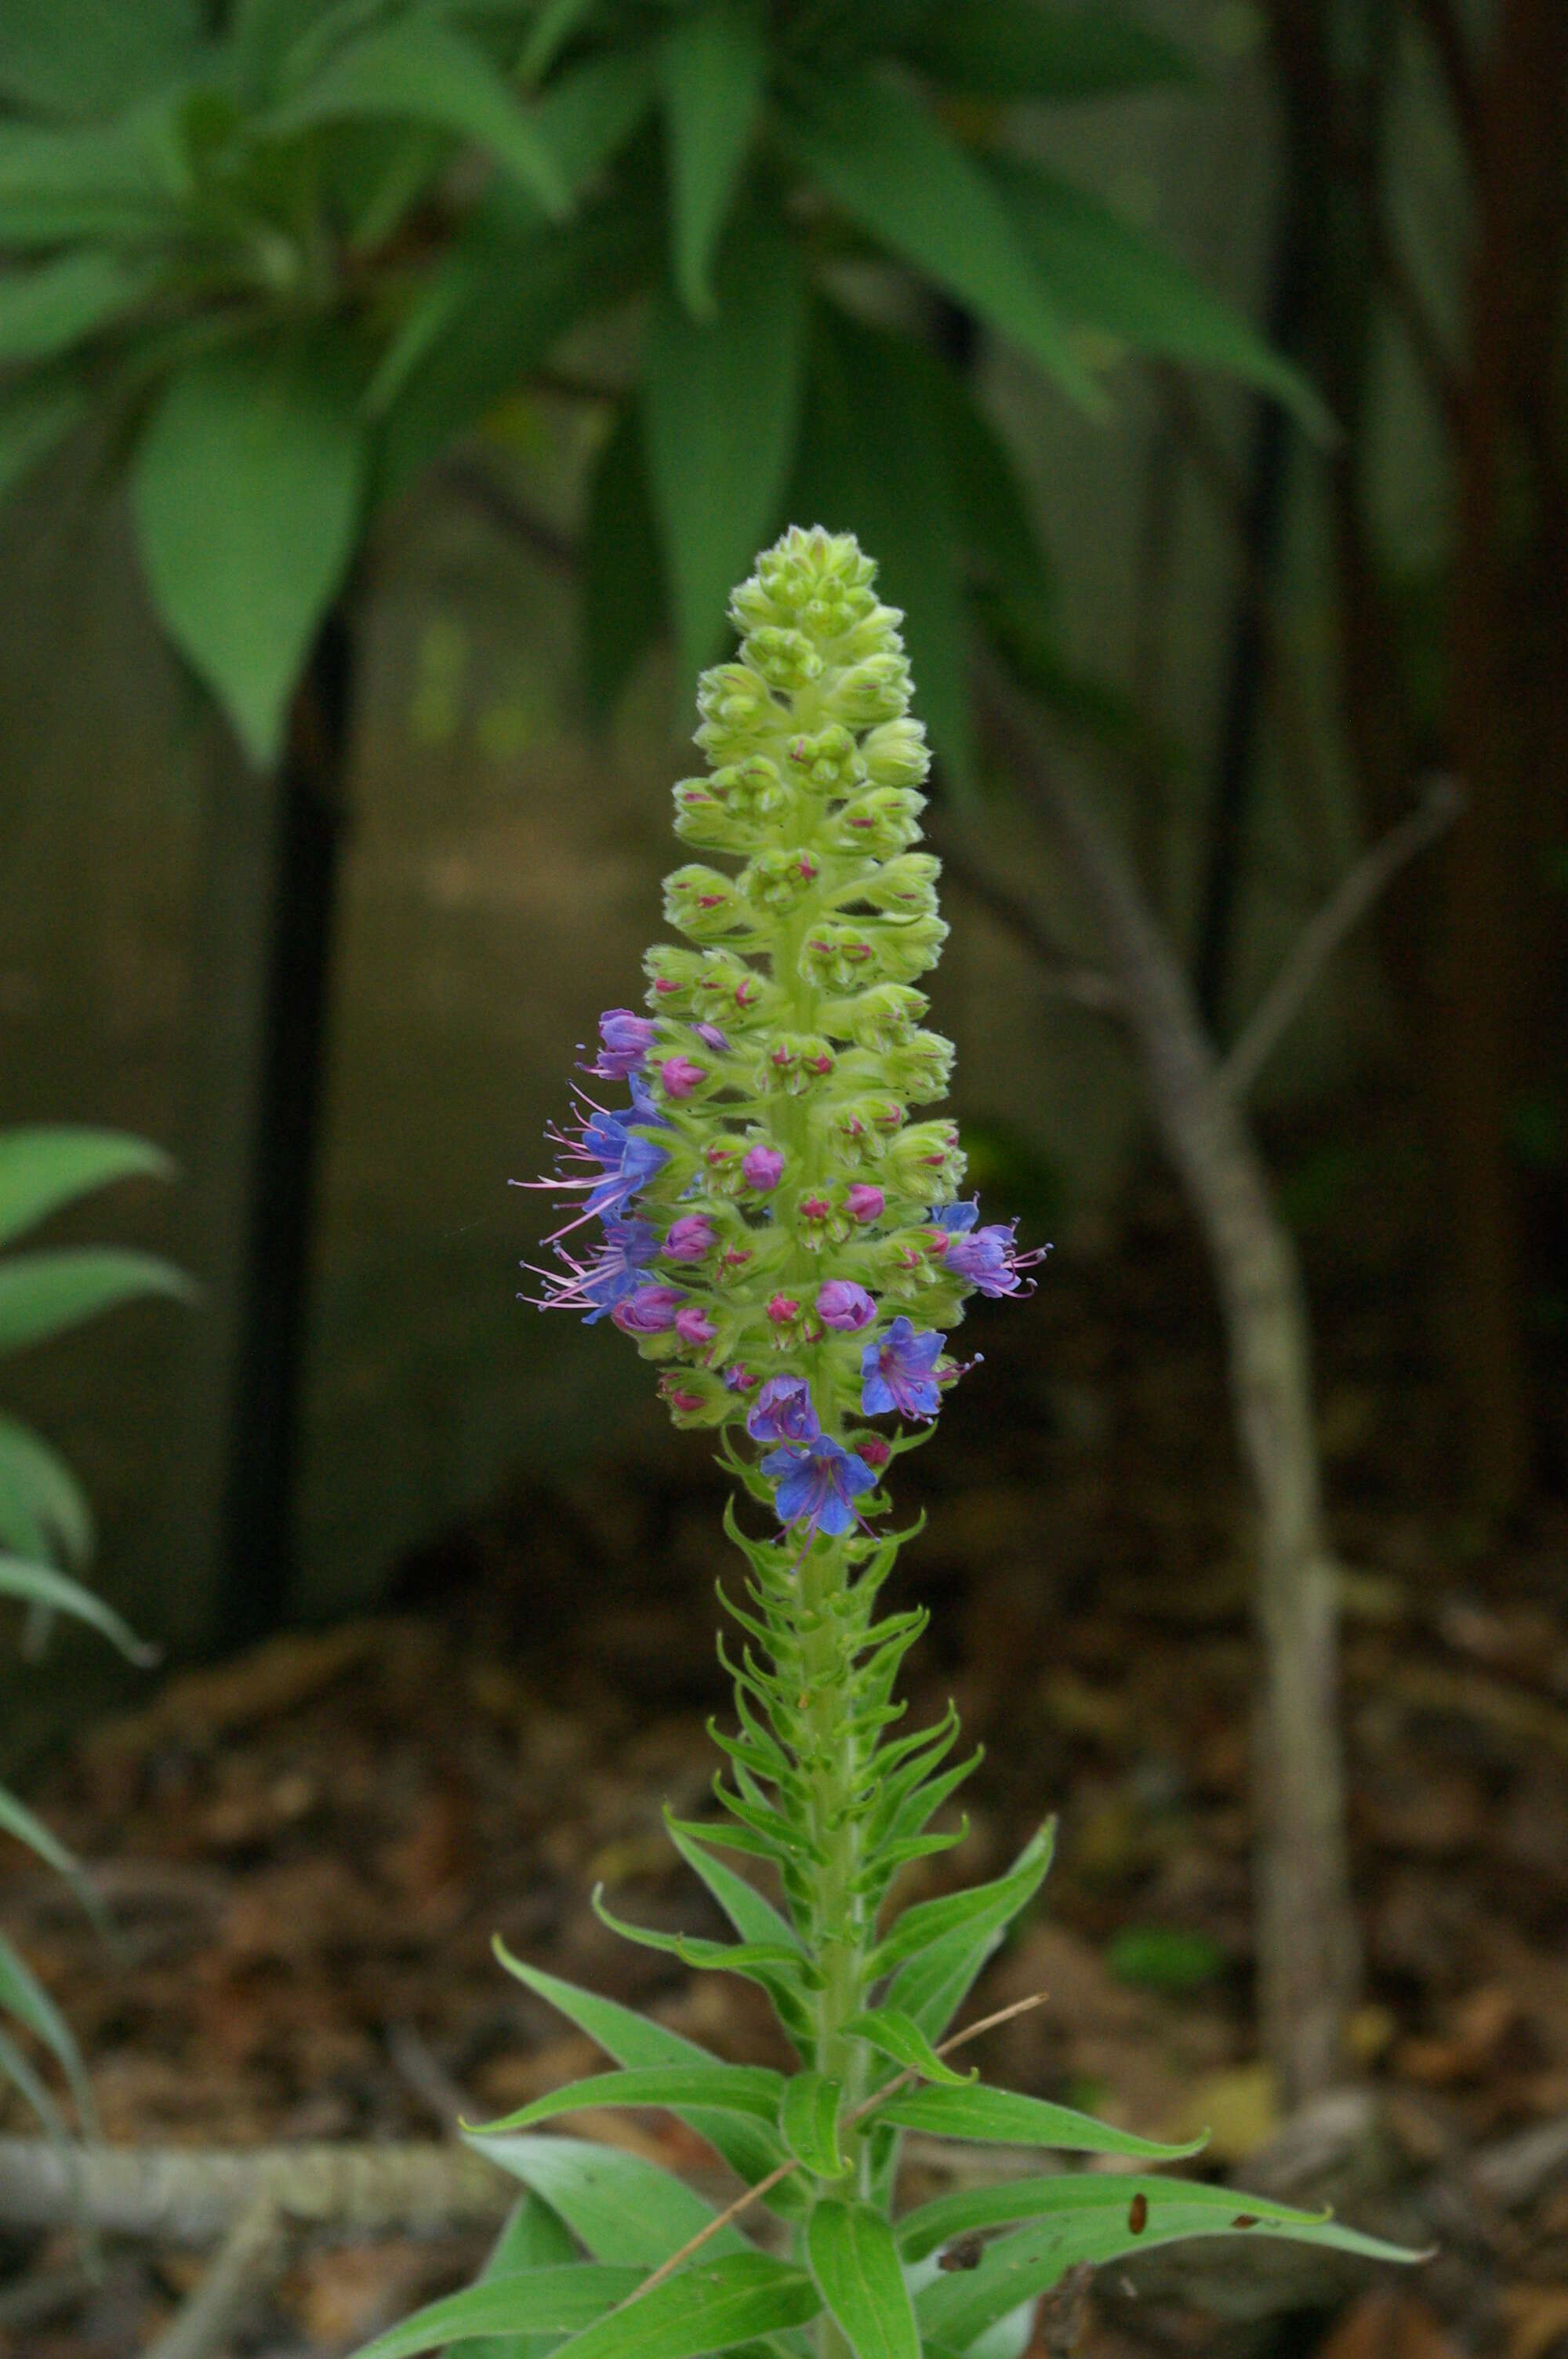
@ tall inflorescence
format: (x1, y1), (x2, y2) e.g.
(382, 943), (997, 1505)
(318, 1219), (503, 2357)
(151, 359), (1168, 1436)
(529, 524), (1041, 1543)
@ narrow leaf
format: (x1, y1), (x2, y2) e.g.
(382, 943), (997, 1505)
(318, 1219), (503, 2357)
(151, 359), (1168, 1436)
(0, 115), (174, 249)
(0, 1783), (81, 1883)
(549, 2252), (821, 2359)
(581, 400), (666, 719)
(468, 2062), (787, 2139)
(779, 2071), (846, 2179)
(0, 1555), (154, 1663)
(0, 1249), (194, 1356)
(873, 1819), (1054, 1979)
(351, 2263), (643, 2359)
(133, 337), (365, 767)
(898, 2171), (1348, 2263)
(0, 251), (154, 366)
(895, 1), (1200, 100)
(884, 1824), (1054, 2042)
(840, 2007), (973, 2088)
(458, 2190), (579, 2359)
(0, 0), (203, 118)
(659, 0), (767, 316)
(535, 49), (658, 195)
(473, 2132), (755, 2266)
(643, 208), (807, 677)
(805, 2198), (920, 2359)
(519, 0), (600, 84)
(876, 2080), (1205, 2160)
(0, 1128), (174, 1251)
(775, 69), (1098, 407)
(267, 20), (568, 216)
(0, 1416), (93, 1569)
(0, 1929), (96, 2136)
(662, 1812), (800, 1954)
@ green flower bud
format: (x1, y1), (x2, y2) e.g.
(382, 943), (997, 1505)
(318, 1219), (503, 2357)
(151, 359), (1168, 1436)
(753, 1033), (837, 1096)
(828, 785), (927, 857)
(828, 983), (930, 1049)
(782, 725), (866, 798)
(740, 845), (824, 914)
(866, 911), (949, 983)
(883, 1119), (966, 1199)
(745, 627), (824, 693)
(857, 852), (942, 915)
(861, 716), (931, 787)
(664, 864), (758, 942)
(822, 653), (911, 728)
(671, 777), (760, 852)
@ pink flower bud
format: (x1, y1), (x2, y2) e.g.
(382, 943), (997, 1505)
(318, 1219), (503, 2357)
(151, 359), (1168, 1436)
(856, 1436), (891, 1470)
(664, 1385), (706, 1414)
(817, 1280), (877, 1332)
(663, 1214), (716, 1260)
(846, 1184), (884, 1223)
(660, 1055), (707, 1098)
(767, 1293), (800, 1325)
(675, 1306), (717, 1347)
(724, 1364), (758, 1391)
(743, 1143), (784, 1190)
(800, 1194), (831, 1221)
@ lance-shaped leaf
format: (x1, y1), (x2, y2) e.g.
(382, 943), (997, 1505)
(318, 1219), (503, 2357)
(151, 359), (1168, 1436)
(893, 0), (1199, 100)
(534, 48), (659, 196)
(0, 1416), (93, 1568)
(458, 2189), (579, 2359)
(0, 1128), (174, 1251)
(643, 209), (807, 678)
(0, 1555), (154, 1663)
(989, 154), (1334, 439)
(916, 2195), (1425, 2350)
(0, 1248), (193, 1355)
(659, 0), (768, 316)
(872, 1819), (1054, 1982)
(0, 251), (156, 367)
(779, 2070), (846, 2178)
(662, 1812), (801, 1954)
(548, 2252), (821, 2359)
(840, 2006), (974, 2088)
(467, 2061), (789, 2139)
(0, 1928), (96, 2134)
(133, 336), (366, 767)
(475, 2132), (756, 2267)
(520, 0), (601, 83)
(805, 2198), (920, 2359)
(266, 20), (568, 216)
(775, 68), (1098, 408)
(0, 114), (178, 248)
(582, 401), (666, 719)
(351, 2262), (644, 2359)
(0, 374), (87, 503)
(898, 2170), (1368, 2263)
(875, 2079), (1206, 2161)
(0, 0), (204, 118)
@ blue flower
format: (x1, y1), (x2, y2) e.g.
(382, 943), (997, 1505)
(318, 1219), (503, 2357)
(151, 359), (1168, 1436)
(861, 1316), (945, 1419)
(589, 1009), (657, 1079)
(929, 1199), (980, 1234)
(945, 1218), (1048, 1298)
(760, 1436), (878, 1537)
(746, 1376), (821, 1445)
(576, 1219), (659, 1321)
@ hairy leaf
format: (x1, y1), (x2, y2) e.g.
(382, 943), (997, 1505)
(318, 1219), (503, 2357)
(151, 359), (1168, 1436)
(840, 2006), (974, 2088)
(351, 2262), (644, 2359)
(898, 2171), (1353, 2262)
(805, 2198), (920, 2359)
(872, 1819), (1054, 1981)
(662, 1812), (801, 1954)
(659, 0), (767, 316)
(458, 2190), (579, 2359)
(547, 2252), (821, 2359)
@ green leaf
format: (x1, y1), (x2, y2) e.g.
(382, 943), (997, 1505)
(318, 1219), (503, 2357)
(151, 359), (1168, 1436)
(884, 1823), (1054, 2044)
(581, 401), (666, 720)
(0, 1783), (80, 1888)
(894, 1), (1200, 100)
(132, 336), (365, 767)
(0, 115), (176, 248)
(468, 2062), (788, 2139)
(0, 1127), (174, 1251)
(775, 68), (1098, 408)
(0, 1248), (192, 1356)
(643, 206), (807, 676)
(473, 2132), (756, 2268)
(0, 0), (204, 119)
(779, 2071), (846, 2178)
(492, 1947), (804, 2211)
(916, 2194), (1425, 2350)
(805, 2198), (920, 2359)
(662, 1813), (801, 1955)
(0, 1415), (93, 1569)
(0, 2020), (72, 2146)
(456, 2190), (579, 2359)
(872, 1819), (1054, 1979)
(266, 20), (568, 217)
(519, 0), (601, 84)
(535, 49), (659, 196)
(0, 1554), (155, 1664)
(785, 305), (972, 792)
(923, 372), (1054, 614)
(989, 154), (1334, 439)
(0, 250), (154, 365)
(0, 374), (87, 503)
(898, 2170), (1355, 2263)
(876, 2079), (1205, 2160)
(840, 2007), (973, 2088)
(352, 2263), (644, 2359)
(548, 2252), (821, 2359)
(658, 0), (767, 316)
(0, 1928), (96, 2135)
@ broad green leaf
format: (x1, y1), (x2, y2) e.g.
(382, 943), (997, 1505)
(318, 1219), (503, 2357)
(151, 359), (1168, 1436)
(989, 154), (1334, 439)
(805, 2199), (920, 2359)
(0, 1248), (192, 1356)
(0, 0), (203, 119)
(353, 2263), (644, 2359)
(658, 1), (767, 316)
(662, 1814), (800, 1954)
(458, 2190), (579, 2359)
(0, 1128), (174, 1250)
(884, 1823), (1053, 2044)
(474, 2132), (755, 2267)
(0, 1928), (95, 2135)
(779, 2071), (845, 2178)
(786, 306), (972, 792)
(872, 1820), (1054, 1979)
(535, 49), (658, 195)
(0, 374), (87, 503)
(0, 1554), (154, 1663)
(875, 2080), (1205, 2161)
(643, 208), (807, 677)
(491, 1947), (804, 2208)
(840, 2007), (973, 2088)
(916, 2197), (1423, 2350)
(469, 2062), (788, 2139)
(775, 69), (1098, 408)
(549, 2252), (821, 2359)
(0, 116), (176, 248)
(894, 1), (1200, 100)
(898, 2171), (1352, 2263)
(581, 402), (665, 720)
(0, 1414), (93, 1568)
(133, 336), (365, 766)
(266, 21), (568, 217)
(0, 250), (154, 365)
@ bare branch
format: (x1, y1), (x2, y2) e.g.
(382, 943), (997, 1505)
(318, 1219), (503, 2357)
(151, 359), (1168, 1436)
(1221, 775), (1463, 1097)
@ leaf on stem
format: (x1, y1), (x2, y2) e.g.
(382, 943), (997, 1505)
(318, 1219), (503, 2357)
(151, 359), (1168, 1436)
(474, 2132), (757, 2267)
(840, 2005), (975, 2088)
(0, 1127), (174, 1250)
(779, 2070), (847, 2178)
(466, 2061), (788, 2140)
(877, 2077), (1206, 2159)
(658, 0), (768, 317)
(805, 2197), (921, 2359)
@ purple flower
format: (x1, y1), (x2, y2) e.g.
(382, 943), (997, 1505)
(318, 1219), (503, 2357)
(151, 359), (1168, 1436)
(591, 1009), (657, 1078)
(660, 1054), (708, 1099)
(674, 1304), (717, 1348)
(742, 1143), (784, 1191)
(693, 1022), (729, 1052)
(662, 1213), (716, 1261)
(817, 1280), (877, 1332)
(558, 1218), (658, 1322)
(612, 1284), (685, 1335)
(724, 1364), (759, 1392)
(761, 1437), (878, 1538)
(861, 1316), (946, 1419)
(945, 1217), (1037, 1298)
(930, 1199), (980, 1234)
(846, 1184), (884, 1224)
(746, 1376), (821, 1445)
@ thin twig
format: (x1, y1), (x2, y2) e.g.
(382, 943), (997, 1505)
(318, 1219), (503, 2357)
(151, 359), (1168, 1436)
(1221, 775), (1463, 1096)
(626, 1991), (1051, 2301)
(141, 2195), (286, 2359)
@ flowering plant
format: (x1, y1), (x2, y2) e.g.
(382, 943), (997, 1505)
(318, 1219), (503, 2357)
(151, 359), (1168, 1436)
(357, 532), (1412, 2359)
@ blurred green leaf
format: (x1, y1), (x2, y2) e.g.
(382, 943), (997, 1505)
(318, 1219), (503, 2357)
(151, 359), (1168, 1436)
(133, 336), (366, 765)
(0, 114), (177, 249)
(0, 1127), (174, 1250)
(581, 401), (666, 721)
(990, 154), (1334, 439)
(0, 374), (87, 503)
(0, 0), (203, 120)
(895, 0), (1200, 99)
(0, 1931), (96, 2134)
(0, 1779), (82, 1883)
(658, 0), (768, 317)
(643, 208), (807, 676)
(1107, 1925), (1228, 1992)
(534, 47), (659, 194)
(264, 19), (569, 217)
(0, 249), (155, 365)
(0, 1248), (194, 1355)
(0, 1553), (155, 1663)
(0, 2022), (72, 2148)
(519, 0), (602, 85)
(924, 367), (1054, 612)
(352, 2265), (644, 2359)
(0, 1415), (94, 1569)
(776, 67), (1099, 409)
